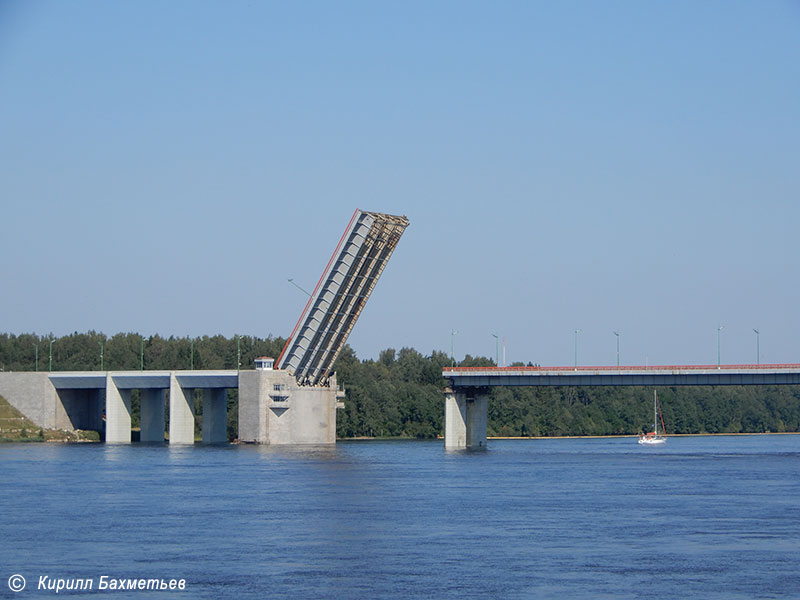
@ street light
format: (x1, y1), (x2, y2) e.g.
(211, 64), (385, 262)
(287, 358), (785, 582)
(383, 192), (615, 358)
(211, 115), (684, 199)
(450, 330), (458, 368)
(288, 278), (311, 297)
(140, 336), (145, 372)
(99, 341), (104, 371)
(717, 325), (724, 368)
(574, 329), (581, 370)
(190, 338), (195, 370)
(613, 331), (620, 368)
(492, 333), (499, 367)
(237, 335), (241, 372)
(49, 339), (55, 372)
(753, 328), (760, 365)
(35, 343), (39, 372)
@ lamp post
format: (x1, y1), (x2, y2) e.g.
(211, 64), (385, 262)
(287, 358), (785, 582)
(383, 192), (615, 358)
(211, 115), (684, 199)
(190, 338), (195, 370)
(237, 335), (241, 372)
(99, 341), (104, 371)
(613, 330), (620, 368)
(492, 333), (499, 367)
(753, 328), (760, 365)
(717, 325), (724, 368)
(35, 343), (39, 372)
(450, 330), (458, 368)
(288, 278), (311, 296)
(140, 336), (145, 372)
(49, 339), (55, 372)
(574, 329), (581, 370)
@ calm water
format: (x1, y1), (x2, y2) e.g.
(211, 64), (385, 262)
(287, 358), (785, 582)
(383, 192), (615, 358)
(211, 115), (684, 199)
(1, 436), (799, 599)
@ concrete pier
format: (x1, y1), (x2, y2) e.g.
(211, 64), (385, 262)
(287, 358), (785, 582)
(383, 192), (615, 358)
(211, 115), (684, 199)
(140, 389), (165, 442)
(466, 394), (488, 449)
(444, 388), (487, 450)
(444, 389), (466, 449)
(105, 374), (132, 444)
(202, 388), (227, 444)
(169, 375), (195, 444)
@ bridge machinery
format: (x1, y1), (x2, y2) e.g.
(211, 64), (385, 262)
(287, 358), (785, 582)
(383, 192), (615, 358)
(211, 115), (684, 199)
(238, 209), (409, 445)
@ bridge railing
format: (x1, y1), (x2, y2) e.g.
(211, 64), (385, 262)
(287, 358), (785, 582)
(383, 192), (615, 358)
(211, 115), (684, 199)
(443, 363), (800, 373)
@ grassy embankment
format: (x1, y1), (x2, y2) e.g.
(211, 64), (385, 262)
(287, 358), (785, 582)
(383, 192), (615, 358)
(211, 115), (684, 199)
(0, 395), (100, 442)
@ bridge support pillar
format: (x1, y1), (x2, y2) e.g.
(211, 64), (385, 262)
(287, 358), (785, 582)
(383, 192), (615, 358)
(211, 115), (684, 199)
(444, 388), (467, 448)
(444, 388), (488, 449)
(202, 388), (227, 444)
(105, 374), (131, 444)
(169, 376), (195, 444)
(140, 389), (165, 442)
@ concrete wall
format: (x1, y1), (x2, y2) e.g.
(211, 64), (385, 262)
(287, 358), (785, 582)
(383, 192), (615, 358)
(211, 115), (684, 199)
(0, 372), (59, 429)
(238, 370), (268, 443)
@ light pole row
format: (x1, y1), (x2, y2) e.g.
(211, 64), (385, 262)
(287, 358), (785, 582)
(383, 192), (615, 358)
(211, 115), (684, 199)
(565, 327), (763, 368)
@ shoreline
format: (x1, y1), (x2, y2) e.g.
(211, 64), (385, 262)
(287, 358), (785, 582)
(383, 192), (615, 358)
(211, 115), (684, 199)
(488, 431), (800, 440)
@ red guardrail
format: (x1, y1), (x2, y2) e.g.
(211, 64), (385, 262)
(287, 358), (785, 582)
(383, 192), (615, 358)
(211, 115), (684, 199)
(443, 363), (800, 373)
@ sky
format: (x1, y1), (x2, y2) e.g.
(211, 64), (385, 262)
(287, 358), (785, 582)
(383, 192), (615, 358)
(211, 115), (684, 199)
(1, 0), (799, 367)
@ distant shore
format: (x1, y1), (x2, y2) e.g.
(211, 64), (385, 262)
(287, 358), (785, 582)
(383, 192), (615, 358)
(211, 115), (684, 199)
(488, 432), (800, 440)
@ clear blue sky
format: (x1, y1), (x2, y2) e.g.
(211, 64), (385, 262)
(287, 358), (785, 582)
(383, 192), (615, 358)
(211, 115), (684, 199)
(1, 1), (799, 367)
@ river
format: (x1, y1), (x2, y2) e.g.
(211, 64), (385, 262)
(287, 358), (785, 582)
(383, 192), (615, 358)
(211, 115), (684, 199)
(1, 435), (798, 598)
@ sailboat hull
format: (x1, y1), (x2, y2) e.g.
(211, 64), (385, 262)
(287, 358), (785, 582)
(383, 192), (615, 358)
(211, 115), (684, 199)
(638, 436), (666, 445)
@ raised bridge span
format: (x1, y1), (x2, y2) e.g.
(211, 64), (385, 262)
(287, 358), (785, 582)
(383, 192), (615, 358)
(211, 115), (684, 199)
(441, 364), (800, 449)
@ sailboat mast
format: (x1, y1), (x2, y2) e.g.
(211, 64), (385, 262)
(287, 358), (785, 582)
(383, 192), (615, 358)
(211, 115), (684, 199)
(654, 390), (658, 435)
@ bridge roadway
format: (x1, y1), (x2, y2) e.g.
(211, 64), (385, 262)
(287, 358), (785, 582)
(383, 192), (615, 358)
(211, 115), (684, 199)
(442, 363), (800, 388)
(440, 364), (800, 449)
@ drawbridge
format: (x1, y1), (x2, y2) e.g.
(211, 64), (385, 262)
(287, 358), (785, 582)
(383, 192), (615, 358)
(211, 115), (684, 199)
(276, 209), (410, 386)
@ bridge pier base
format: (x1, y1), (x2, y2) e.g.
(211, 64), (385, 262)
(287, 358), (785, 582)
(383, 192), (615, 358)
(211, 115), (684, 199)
(140, 389), (165, 442)
(444, 387), (487, 450)
(202, 388), (228, 444)
(169, 376), (195, 444)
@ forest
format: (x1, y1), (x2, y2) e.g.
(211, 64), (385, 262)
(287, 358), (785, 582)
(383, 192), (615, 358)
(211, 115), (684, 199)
(2, 332), (799, 440)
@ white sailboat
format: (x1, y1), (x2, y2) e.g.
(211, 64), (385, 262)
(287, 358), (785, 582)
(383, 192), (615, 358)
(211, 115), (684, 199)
(638, 390), (667, 445)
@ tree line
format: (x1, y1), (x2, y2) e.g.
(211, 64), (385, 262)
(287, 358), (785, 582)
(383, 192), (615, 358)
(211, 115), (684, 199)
(1, 332), (799, 438)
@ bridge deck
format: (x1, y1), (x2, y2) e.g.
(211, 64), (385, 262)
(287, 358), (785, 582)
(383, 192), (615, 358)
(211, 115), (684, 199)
(276, 209), (409, 386)
(49, 371), (239, 390)
(442, 364), (800, 387)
